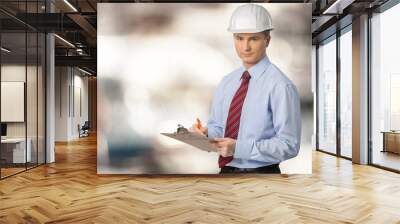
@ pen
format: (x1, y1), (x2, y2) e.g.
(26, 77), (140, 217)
(196, 118), (202, 129)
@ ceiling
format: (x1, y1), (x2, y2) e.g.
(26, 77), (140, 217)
(0, 0), (393, 75)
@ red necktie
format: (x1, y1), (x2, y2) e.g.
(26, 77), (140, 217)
(218, 71), (251, 168)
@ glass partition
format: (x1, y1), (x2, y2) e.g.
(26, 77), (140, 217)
(339, 28), (352, 158)
(317, 36), (337, 154)
(371, 3), (400, 171)
(0, 1), (46, 179)
(38, 32), (45, 165)
(1, 31), (28, 177)
(27, 30), (38, 169)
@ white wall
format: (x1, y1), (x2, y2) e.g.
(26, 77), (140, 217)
(1, 63), (46, 164)
(71, 72), (89, 138)
(1, 66), (26, 136)
(55, 67), (89, 141)
(55, 67), (69, 141)
(1, 65), (39, 137)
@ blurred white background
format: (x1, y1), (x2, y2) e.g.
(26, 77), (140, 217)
(98, 3), (312, 174)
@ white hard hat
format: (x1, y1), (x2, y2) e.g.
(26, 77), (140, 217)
(227, 4), (273, 33)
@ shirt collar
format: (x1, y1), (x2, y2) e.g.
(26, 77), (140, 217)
(239, 56), (271, 82)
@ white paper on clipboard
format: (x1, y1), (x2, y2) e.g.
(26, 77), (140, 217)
(161, 132), (217, 152)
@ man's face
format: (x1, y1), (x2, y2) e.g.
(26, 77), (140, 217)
(233, 32), (271, 68)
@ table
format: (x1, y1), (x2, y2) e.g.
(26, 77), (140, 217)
(1, 138), (32, 164)
(381, 131), (400, 154)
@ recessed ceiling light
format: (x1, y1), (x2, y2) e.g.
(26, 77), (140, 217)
(54, 34), (75, 48)
(1, 47), (11, 53)
(78, 67), (92, 76)
(323, 0), (355, 15)
(63, 0), (78, 12)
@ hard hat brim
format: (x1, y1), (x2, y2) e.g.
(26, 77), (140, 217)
(227, 27), (274, 33)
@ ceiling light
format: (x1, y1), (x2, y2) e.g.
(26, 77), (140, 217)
(78, 67), (92, 76)
(1, 47), (11, 53)
(63, 0), (78, 12)
(323, 0), (355, 15)
(54, 34), (75, 48)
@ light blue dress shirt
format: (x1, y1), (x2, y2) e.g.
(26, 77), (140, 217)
(207, 56), (301, 168)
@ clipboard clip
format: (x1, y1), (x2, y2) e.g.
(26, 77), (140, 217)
(176, 124), (189, 134)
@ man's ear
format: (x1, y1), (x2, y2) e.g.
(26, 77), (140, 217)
(265, 35), (271, 48)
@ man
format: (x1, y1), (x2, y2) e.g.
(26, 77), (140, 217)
(192, 4), (301, 174)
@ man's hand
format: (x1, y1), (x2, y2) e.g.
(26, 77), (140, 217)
(190, 124), (208, 137)
(210, 138), (236, 157)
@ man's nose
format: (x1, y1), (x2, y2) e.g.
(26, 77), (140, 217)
(243, 40), (251, 51)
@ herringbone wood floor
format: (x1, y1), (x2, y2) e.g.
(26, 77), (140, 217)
(1, 134), (400, 224)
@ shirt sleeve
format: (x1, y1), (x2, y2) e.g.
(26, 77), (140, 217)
(234, 83), (302, 162)
(206, 79), (225, 139)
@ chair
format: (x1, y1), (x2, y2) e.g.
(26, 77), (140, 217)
(78, 121), (90, 138)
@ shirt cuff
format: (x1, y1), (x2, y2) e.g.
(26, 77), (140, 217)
(234, 138), (253, 159)
(207, 127), (220, 139)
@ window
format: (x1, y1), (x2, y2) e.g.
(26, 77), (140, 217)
(371, 2), (400, 171)
(317, 36), (337, 154)
(339, 28), (352, 158)
(0, 1), (47, 179)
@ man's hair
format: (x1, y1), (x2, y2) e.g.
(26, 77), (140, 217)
(262, 30), (271, 38)
(232, 30), (270, 39)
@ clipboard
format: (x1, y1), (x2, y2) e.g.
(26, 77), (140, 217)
(161, 125), (217, 152)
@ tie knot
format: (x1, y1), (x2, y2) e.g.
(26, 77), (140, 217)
(242, 71), (251, 81)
